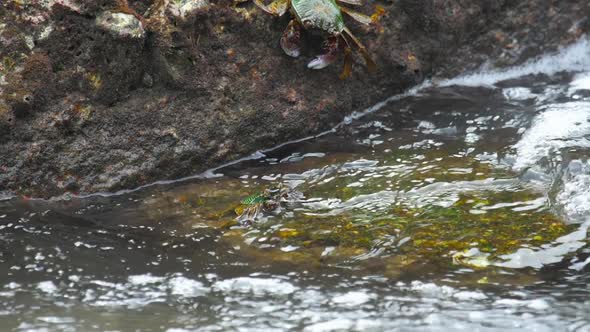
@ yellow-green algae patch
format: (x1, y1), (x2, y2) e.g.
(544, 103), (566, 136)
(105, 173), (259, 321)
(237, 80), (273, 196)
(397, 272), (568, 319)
(396, 193), (572, 259)
(212, 188), (573, 271)
(137, 145), (575, 272)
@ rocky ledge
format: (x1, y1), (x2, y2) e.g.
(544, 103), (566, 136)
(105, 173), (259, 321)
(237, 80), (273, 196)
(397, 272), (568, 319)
(0, 0), (589, 198)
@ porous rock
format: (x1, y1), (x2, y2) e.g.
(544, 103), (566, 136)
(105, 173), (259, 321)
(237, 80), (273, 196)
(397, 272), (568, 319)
(0, 0), (589, 197)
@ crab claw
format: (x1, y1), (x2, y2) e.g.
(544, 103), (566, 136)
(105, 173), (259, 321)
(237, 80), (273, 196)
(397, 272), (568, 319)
(281, 20), (302, 58)
(307, 36), (340, 70)
(307, 54), (338, 69)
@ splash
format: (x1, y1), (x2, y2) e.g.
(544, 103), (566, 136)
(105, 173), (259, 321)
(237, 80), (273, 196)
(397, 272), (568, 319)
(440, 37), (590, 87)
(512, 101), (590, 171)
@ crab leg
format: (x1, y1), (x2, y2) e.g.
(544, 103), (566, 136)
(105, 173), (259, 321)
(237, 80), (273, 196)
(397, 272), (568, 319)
(341, 27), (376, 72)
(308, 35), (340, 69)
(253, 204), (262, 219)
(339, 46), (353, 79)
(281, 19), (303, 58)
(336, 0), (363, 6)
(245, 204), (260, 221)
(254, 0), (290, 16)
(339, 6), (373, 25)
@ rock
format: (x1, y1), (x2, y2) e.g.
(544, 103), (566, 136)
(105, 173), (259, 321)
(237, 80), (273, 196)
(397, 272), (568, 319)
(0, 0), (589, 197)
(169, 0), (210, 19)
(0, 102), (14, 137)
(95, 11), (145, 39)
(142, 72), (154, 88)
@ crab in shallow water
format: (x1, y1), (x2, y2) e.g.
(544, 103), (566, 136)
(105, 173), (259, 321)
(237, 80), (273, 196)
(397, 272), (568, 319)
(235, 190), (277, 223)
(235, 184), (301, 224)
(253, 0), (381, 78)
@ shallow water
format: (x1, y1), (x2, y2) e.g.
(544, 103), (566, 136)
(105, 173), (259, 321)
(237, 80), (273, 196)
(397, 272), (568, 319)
(3, 41), (590, 331)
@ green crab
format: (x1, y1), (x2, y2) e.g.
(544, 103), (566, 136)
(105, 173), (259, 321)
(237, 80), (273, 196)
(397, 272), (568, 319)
(236, 191), (275, 223)
(235, 186), (291, 224)
(253, 0), (380, 78)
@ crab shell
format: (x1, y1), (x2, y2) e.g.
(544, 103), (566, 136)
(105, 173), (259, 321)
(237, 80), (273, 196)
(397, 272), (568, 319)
(253, 0), (378, 77)
(291, 0), (346, 34)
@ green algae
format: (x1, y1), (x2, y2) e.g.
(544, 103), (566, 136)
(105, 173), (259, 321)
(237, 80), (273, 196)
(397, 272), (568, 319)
(210, 152), (573, 269)
(203, 181), (572, 272)
(232, 191), (572, 266)
(399, 193), (573, 259)
(138, 137), (575, 272)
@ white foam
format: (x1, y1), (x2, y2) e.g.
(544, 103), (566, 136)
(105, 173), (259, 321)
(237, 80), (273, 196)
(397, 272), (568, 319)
(280, 245), (300, 252)
(37, 281), (58, 294)
(453, 291), (487, 301)
(407, 281), (456, 298)
(569, 72), (590, 95)
(5, 282), (20, 290)
(570, 255), (590, 271)
(36, 316), (75, 324)
(497, 220), (590, 269)
(128, 274), (165, 285)
(168, 276), (208, 297)
(512, 101), (590, 171)
(494, 298), (550, 311)
(440, 37), (590, 87)
(331, 291), (375, 307)
(557, 160), (590, 219)
(503, 87), (537, 101)
(397, 281), (489, 304)
(213, 277), (297, 296)
(303, 319), (354, 332)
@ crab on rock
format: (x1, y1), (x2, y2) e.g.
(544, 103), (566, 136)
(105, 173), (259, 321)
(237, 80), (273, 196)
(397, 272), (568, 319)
(253, 0), (380, 78)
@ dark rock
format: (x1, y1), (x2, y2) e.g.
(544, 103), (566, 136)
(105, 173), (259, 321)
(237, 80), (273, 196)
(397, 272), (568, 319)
(0, 0), (589, 198)
(0, 102), (14, 138)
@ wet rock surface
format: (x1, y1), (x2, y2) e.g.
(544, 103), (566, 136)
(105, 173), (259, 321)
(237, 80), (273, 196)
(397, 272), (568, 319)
(0, 0), (588, 197)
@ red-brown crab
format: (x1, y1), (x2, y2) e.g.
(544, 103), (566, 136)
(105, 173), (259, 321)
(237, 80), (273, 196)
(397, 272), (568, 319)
(253, 0), (381, 78)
